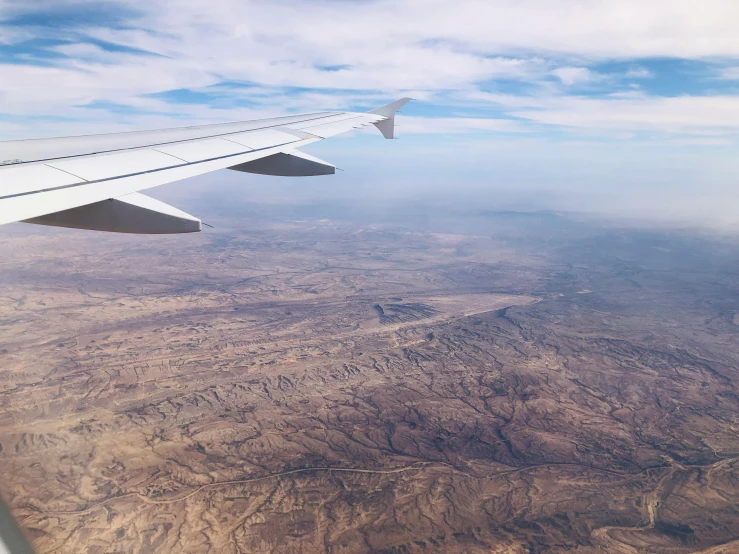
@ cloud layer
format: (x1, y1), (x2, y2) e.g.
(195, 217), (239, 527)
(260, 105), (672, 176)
(2, 0), (739, 134)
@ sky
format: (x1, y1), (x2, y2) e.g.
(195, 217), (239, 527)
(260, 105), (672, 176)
(3, 0), (739, 228)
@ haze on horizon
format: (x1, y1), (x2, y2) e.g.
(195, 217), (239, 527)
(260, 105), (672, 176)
(2, 0), (739, 228)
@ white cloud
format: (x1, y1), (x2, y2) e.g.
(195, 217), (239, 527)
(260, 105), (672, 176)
(0, 26), (32, 45)
(123, 0), (739, 64)
(396, 116), (527, 134)
(625, 66), (653, 78)
(52, 42), (114, 60)
(512, 94), (739, 134)
(669, 137), (733, 145)
(718, 67), (739, 80)
(2, 0), (739, 143)
(551, 67), (599, 85)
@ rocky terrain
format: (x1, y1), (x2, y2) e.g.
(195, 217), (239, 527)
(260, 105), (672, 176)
(0, 202), (738, 553)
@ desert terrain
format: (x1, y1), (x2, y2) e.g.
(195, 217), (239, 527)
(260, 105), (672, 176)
(0, 197), (738, 553)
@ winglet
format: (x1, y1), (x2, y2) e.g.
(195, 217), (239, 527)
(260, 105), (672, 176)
(369, 98), (412, 118)
(369, 97), (411, 139)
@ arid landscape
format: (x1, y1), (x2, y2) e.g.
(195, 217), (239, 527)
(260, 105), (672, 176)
(1, 196), (738, 553)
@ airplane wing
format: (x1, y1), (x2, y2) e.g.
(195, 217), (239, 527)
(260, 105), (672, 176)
(0, 98), (410, 234)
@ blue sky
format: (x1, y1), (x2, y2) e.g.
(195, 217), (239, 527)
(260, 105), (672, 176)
(2, 0), (739, 227)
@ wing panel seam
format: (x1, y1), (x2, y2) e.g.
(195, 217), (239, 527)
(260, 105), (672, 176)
(219, 137), (262, 149)
(288, 114), (365, 130)
(41, 164), (88, 183)
(151, 149), (190, 163)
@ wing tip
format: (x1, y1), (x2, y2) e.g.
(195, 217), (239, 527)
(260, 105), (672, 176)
(368, 98), (412, 118)
(369, 98), (412, 139)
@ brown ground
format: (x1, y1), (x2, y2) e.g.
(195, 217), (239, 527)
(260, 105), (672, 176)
(0, 206), (738, 553)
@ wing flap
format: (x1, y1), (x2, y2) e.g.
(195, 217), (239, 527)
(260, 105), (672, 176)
(46, 149), (183, 182)
(224, 129), (301, 150)
(0, 163), (83, 197)
(154, 137), (251, 163)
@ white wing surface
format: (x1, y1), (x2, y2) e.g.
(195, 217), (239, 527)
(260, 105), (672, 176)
(0, 98), (410, 234)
